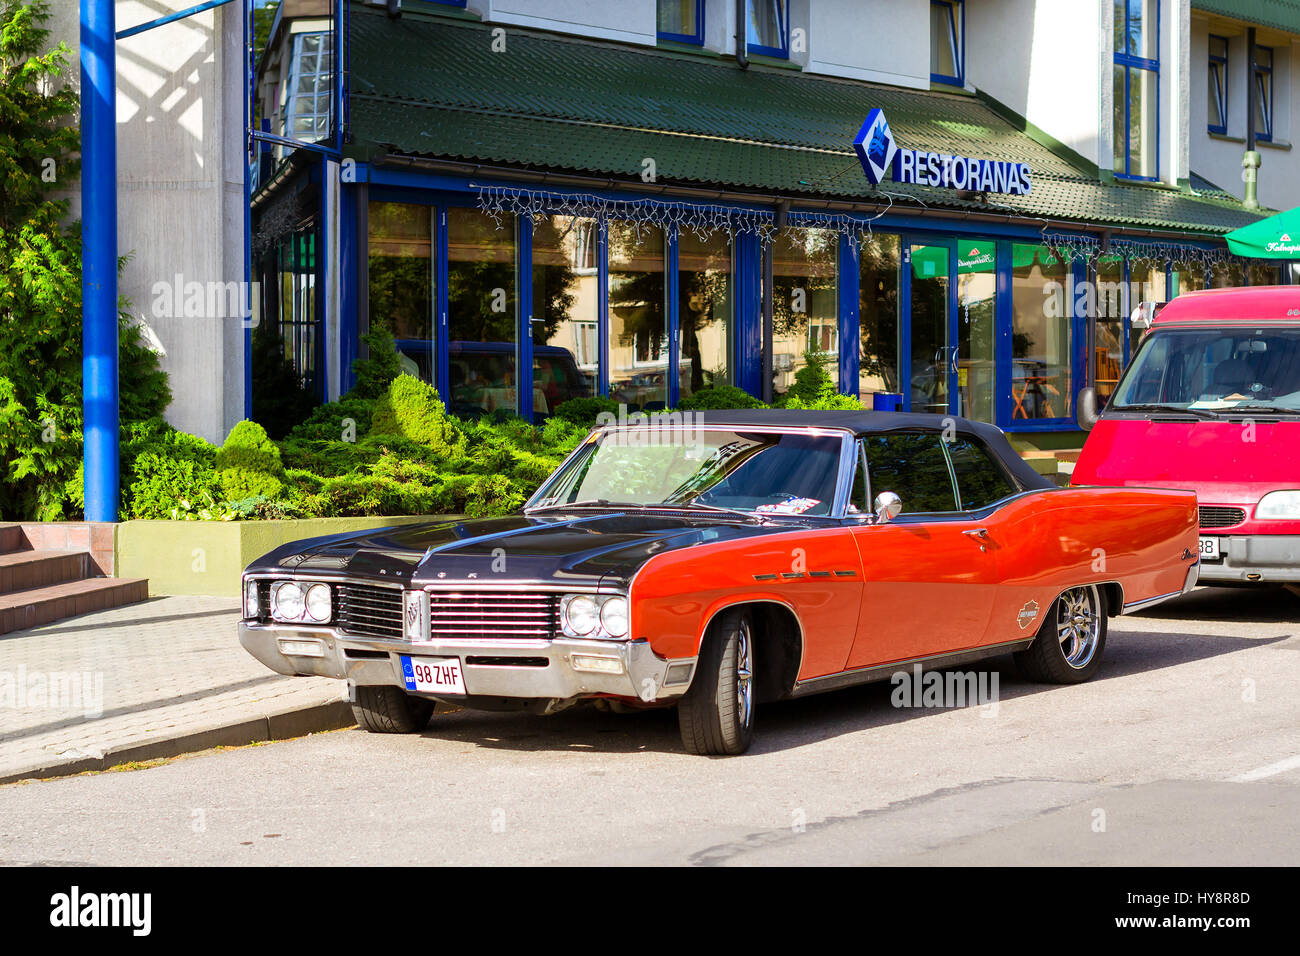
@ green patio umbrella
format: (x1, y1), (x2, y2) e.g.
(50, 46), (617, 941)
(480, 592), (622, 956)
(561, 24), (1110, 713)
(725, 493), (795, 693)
(1225, 206), (1300, 258)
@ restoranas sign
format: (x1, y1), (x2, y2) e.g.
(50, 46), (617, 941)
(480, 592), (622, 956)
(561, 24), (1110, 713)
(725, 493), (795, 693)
(854, 108), (1033, 196)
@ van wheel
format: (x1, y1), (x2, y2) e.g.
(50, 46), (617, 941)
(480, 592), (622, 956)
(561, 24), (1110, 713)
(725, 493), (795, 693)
(1014, 585), (1107, 684)
(677, 609), (755, 756)
(351, 685), (435, 733)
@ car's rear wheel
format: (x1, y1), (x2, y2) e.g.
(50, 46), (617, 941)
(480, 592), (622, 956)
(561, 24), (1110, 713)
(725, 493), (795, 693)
(677, 609), (755, 756)
(1014, 584), (1107, 684)
(351, 685), (435, 733)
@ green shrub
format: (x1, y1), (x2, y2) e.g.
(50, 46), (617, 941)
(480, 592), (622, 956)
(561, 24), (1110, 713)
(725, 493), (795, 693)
(677, 385), (767, 410)
(349, 327), (403, 401)
(370, 375), (465, 457)
(286, 396), (375, 443)
(214, 420), (285, 501)
(123, 450), (223, 520)
(552, 395), (620, 426)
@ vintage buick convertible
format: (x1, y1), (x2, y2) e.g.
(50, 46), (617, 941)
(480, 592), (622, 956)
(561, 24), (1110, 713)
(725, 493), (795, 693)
(239, 410), (1199, 755)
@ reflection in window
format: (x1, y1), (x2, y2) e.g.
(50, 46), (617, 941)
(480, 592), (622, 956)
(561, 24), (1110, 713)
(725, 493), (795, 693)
(956, 239), (996, 422)
(1211, 260), (1245, 289)
(1093, 256), (1127, 403)
(858, 234), (899, 403)
(678, 231), (733, 399)
(1113, 0), (1159, 179)
(447, 208), (517, 418)
(285, 33), (332, 143)
(1208, 34), (1228, 134)
(1127, 260), (1166, 361)
(863, 433), (957, 514)
(531, 216), (597, 420)
(771, 228), (838, 398)
(658, 0), (703, 44)
(608, 223), (667, 411)
(1254, 46), (1274, 142)
(368, 202), (433, 382)
(1171, 260), (1206, 297)
(747, 0), (788, 57)
(946, 438), (1017, 510)
(930, 0), (964, 86)
(1011, 244), (1071, 421)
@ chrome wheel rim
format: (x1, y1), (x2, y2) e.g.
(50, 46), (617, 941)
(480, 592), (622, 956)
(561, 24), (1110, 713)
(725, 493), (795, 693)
(1057, 586), (1100, 669)
(735, 620), (753, 728)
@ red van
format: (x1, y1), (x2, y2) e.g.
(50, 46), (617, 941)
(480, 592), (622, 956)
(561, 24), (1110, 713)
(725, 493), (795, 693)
(1073, 286), (1300, 586)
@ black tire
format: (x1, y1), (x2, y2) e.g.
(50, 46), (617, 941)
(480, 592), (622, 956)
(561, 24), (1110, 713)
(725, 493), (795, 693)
(351, 685), (435, 734)
(1014, 584), (1108, 684)
(678, 609), (755, 756)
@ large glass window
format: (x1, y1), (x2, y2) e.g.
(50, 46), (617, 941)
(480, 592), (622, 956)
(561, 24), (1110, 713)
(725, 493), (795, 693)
(446, 208), (518, 417)
(858, 234), (900, 403)
(1171, 259), (1207, 297)
(956, 238), (996, 422)
(678, 231), (733, 399)
(1208, 34), (1228, 134)
(1113, 0), (1159, 180)
(747, 0), (788, 58)
(930, 1), (964, 86)
(1211, 260), (1245, 288)
(658, 0), (703, 44)
(284, 32), (332, 144)
(863, 433), (958, 514)
(1094, 256), (1127, 403)
(1011, 244), (1071, 421)
(368, 202), (433, 381)
(532, 216), (598, 419)
(771, 228), (838, 399)
(1254, 45), (1274, 142)
(608, 223), (667, 411)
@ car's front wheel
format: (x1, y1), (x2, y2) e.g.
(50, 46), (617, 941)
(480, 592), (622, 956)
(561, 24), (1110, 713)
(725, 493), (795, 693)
(351, 685), (435, 733)
(677, 609), (755, 756)
(1014, 584), (1108, 684)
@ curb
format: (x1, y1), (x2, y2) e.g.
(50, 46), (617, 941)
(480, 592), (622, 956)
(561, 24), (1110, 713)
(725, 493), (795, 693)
(0, 699), (357, 786)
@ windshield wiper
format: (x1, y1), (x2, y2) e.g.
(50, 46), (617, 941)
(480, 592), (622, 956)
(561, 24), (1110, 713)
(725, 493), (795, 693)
(525, 498), (641, 512)
(667, 500), (761, 520)
(1209, 403), (1300, 417)
(1111, 403), (1217, 419)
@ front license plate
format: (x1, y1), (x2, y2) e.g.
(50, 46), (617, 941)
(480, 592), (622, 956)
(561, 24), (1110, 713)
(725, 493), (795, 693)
(1199, 536), (1222, 561)
(401, 655), (466, 695)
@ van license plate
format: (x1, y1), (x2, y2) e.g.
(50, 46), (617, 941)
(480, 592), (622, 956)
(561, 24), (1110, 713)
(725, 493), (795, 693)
(1199, 537), (1221, 560)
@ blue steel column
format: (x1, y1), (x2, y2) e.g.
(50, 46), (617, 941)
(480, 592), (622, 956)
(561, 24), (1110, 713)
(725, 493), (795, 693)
(81, 0), (119, 521)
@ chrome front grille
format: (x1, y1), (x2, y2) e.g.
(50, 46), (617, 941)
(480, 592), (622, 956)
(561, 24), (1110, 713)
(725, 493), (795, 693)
(1199, 506), (1246, 530)
(428, 591), (561, 640)
(335, 583), (404, 639)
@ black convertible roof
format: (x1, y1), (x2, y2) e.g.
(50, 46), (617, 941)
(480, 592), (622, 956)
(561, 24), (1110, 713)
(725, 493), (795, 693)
(683, 409), (1053, 491)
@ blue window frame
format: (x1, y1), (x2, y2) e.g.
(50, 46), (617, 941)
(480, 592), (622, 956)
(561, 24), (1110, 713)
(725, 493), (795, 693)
(1208, 34), (1228, 135)
(746, 0), (789, 59)
(658, 0), (704, 45)
(1113, 0), (1160, 181)
(930, 1), (964, 87)
(1254, 45), (1274, 143)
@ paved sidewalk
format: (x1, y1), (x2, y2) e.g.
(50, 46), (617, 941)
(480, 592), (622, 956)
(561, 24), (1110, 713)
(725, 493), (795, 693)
(0, 596), (353, 784)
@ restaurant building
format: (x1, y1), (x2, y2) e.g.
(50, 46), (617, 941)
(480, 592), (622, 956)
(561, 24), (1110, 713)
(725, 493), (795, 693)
(251, 0), (1296, 443)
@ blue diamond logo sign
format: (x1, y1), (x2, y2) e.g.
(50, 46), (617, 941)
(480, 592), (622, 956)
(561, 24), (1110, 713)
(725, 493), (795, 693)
(854, 108), (896, 185)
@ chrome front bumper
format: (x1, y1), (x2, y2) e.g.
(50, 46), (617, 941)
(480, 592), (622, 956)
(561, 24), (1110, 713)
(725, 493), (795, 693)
(1196, 534), (1300, 583)
(238, 622), (696, 703)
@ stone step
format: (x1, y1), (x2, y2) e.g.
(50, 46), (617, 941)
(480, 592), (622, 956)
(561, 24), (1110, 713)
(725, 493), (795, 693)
(0, 550), (90, 594)
(0, 524), (23, 554)
(0, 577), (150, 636)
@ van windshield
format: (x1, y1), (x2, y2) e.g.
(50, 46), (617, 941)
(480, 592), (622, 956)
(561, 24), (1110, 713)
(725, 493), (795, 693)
(1112, 327), (1300, 414)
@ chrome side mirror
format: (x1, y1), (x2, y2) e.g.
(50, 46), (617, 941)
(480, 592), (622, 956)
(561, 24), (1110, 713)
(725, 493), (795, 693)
(874, 491), (903, 524)
(1077, 386), (1099, 432)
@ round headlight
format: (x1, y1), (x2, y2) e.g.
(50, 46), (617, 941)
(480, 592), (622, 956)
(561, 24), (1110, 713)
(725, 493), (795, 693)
(304, 583), (332, 623)
(273, 582), (305, 621)
(565, 595), (599, 635)
(244, 581), (260, 619)
(600, 596), (629, 637)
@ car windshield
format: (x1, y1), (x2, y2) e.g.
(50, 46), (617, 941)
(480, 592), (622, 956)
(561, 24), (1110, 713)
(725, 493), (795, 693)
(1111, 327), (1300, 414)
(528, 429), (844, 516)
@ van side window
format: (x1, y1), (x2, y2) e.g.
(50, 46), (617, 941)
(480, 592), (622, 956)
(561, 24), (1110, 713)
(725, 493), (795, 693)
(946, 437), (1018, 510)
(863, 433), (958, 514)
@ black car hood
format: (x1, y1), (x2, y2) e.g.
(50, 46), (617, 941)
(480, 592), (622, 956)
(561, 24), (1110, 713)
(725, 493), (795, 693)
(246, 512), (807, 587)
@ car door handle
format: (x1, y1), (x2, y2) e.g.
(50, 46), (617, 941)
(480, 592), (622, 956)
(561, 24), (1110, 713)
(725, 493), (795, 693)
(963, 528), (990, 551)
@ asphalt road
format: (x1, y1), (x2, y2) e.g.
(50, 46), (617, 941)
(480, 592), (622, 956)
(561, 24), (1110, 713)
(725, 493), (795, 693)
(2, 586), (1298, 866)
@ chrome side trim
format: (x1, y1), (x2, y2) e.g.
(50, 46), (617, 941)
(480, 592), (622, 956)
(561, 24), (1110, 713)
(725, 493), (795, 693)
(789, 637), (1034, 698)
(1121, 588), (1184, 615)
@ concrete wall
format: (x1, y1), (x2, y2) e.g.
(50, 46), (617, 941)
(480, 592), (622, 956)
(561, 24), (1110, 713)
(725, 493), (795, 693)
(967, 0), (1104, 168)
(1190, 16), (1300, 210)
(806, 0), (929, 88)
(468, 0), (658, 46)
(45, 1), (246, 446)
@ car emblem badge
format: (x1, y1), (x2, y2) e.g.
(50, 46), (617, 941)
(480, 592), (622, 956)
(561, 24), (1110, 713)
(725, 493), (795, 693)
(1017, 600), (1040, 630)
(1182, 547), (1196, 561)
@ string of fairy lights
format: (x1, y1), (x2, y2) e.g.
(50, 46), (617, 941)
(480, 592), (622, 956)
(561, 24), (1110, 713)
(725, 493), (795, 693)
(476, 184), (1247, 273)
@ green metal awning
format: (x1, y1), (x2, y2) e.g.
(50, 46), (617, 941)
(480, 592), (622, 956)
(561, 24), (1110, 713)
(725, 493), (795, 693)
(342, 5), (1270, 237)
(1225, 206), (1300, 257)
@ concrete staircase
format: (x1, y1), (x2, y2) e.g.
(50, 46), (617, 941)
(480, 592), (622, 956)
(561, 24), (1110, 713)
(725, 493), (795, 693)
(0, 524), (148, 635)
